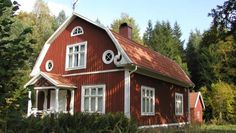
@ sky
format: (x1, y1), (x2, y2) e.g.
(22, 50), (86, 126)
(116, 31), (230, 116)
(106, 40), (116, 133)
(16, 0), (225, 46)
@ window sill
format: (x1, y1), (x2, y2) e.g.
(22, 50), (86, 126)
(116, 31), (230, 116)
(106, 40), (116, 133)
(65, 66), (86, 71)
(175, 113), (184, 116)
(141, 113), (155, 116)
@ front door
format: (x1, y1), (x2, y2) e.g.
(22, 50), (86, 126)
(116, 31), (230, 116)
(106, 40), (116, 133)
(38, 91), (45, 110)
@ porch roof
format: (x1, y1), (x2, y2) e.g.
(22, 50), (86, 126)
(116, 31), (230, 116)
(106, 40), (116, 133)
(24, 72), (76, 88)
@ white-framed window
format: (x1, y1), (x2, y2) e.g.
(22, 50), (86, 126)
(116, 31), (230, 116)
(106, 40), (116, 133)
(175, 93), (183, 115)
(141, 86), (155, 116)
(45, 60), (53, 72)
(65, 42), (87, 70)
(81, 85), (105, 113)
(102, 50), (114, 64)
(71, 26), (84, 36)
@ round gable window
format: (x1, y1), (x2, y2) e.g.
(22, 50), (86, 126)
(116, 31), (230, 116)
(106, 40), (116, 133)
(45, 60), (53, 72)
(102, 50), (114, 64)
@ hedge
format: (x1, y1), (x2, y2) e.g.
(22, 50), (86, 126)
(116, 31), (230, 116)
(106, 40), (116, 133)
(4, 112), (138, 133)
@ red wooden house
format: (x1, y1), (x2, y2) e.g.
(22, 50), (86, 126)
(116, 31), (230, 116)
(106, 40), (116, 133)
(189, 92), (205, 123)
(25, 13), (194, 127)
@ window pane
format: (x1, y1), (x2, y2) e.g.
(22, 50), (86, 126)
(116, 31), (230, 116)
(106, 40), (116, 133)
(98, 97), (103, 112)
(91, 88), (96, 95)
(142, 98), (145, 113)
(79, 53), (85, 66)
(80, 45), (85, 51)
(150, 99), (153, 112)
(75, 46), (79, 52)
(146, 90), (149, 96)
(84, 97), (89, 111)
(68, 55), (72, 67)
(91, 97), (96, 112)
(69, 47), (73, 53)
(85, 89), (89, 95)
(150, 90), (153, 97)
(74, 53), (79, 67)
(98, 88), (103, 95)
(142, 89), (145, 97)
(146, 99), (149, 112)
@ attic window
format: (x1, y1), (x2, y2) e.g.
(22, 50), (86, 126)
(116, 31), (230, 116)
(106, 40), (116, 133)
(71, 26), (83, 36)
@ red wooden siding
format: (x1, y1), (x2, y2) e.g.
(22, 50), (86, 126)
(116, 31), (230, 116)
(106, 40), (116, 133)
(40, 17), (118, 74)
(130, 73), (189, 126)
(66, 71), (124, 113)
(191, 99), (203, 123)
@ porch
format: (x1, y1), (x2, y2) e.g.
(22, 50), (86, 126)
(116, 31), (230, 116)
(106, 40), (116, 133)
(25, 72), (76, 117)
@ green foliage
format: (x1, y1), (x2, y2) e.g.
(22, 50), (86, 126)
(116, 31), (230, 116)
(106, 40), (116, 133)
(111, 13), (142, 44)
(3, 112), (138, 133)
(186, 30), (202, 89)
(143, 20), (189, 74)
(200, 81), (236, 124)
(0, 0), (34, 116)
(209, 0), (236, 39)
(56, 10), (67, 26)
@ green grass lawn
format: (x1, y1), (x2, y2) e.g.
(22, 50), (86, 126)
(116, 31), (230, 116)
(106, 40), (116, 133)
(140, 124), (236, 133)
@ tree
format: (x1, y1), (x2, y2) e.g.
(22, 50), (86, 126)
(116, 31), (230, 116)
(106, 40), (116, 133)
(186, 30), (202, 89)
(145, 20), (189, 74)
(56, 10), (66, 26)
(17, 0), (58, 62)
(201, 81), (236, 123)
(143, 20), (153, 47)
(111, 13), (142, 44)
(0, 0), (34, 116)
(209, 0), (236, 39)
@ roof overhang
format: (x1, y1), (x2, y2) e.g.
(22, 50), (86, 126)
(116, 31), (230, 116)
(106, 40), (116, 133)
(25, 72), (77, 89)
(134, 65), (194, 88)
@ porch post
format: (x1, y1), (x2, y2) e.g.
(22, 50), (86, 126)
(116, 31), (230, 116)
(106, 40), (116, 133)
(27, 90), (32, 117)
(70, 90), (75, 115)
(36, 90), (39, 111)
(55, 88), (59, 113)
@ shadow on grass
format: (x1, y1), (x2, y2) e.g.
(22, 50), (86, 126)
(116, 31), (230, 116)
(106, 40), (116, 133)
(139, 124), (236, 133)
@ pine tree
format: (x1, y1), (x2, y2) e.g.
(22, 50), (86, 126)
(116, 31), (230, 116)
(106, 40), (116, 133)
(0, 0), (34, 115)
(143, 20), (153, 47)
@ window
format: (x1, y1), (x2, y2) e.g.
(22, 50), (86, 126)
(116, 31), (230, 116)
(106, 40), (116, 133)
(71, 26), (83, 36)
(45, 60), (53, 72)
(66, 42), (87, 70)
(175, 93), (183, 115)
(81, 85), (105, 113)
(102, 50), (114, 64)
(141, 86), (155, 116)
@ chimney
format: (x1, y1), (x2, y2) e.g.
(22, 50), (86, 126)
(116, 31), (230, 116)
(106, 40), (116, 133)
(119, 23), (132, 39)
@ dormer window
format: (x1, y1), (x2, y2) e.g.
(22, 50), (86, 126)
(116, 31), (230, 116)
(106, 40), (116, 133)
(71, 26), (84, 36)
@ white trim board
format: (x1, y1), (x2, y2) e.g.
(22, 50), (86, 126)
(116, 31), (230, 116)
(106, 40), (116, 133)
(124, 69), (130, 118)
(138, 122), (190, 129)
(63, 69), (124, 77)
(194, 92), (205, 109)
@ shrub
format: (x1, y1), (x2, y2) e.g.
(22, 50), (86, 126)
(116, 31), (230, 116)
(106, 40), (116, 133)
(4, 112), (138, 133)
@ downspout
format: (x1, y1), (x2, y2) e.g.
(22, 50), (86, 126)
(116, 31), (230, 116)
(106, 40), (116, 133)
(130, 65), (138, 74)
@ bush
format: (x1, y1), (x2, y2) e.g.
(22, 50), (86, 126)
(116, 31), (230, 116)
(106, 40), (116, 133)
(4, 112), (138, 133)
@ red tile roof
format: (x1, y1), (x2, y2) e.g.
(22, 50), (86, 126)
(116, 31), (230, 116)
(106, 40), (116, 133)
(42, 72), (76, 88)
(111, 31), (193, 87)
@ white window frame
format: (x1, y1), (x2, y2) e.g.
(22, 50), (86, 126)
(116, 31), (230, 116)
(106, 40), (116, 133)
(81, 84), (106, 113)
(175, 93), (183, 116)
(45, 60), (53, 72)
(102, 50), (114, 64)
(141, 86), (155, 116)
(71, 26), (84, 36)
(65, 41), (87, 70)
